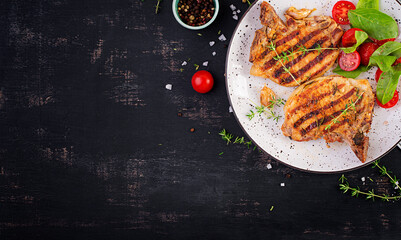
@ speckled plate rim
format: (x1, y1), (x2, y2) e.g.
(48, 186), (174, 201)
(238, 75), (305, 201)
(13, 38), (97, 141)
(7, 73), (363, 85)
(225, 0), (401, 174)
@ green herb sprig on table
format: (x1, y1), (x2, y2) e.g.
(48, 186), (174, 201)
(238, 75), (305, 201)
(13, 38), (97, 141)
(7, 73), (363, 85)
(219, 129), (258, 151)
(339, 160), (401, 201)
(155, 0), (162, 14)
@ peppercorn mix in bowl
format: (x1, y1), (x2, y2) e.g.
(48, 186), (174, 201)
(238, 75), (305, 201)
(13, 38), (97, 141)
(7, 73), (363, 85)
(172, 0), (219, 30)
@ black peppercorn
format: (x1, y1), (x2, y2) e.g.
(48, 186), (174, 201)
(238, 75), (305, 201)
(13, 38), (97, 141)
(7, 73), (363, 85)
(177, 0), (215, 26)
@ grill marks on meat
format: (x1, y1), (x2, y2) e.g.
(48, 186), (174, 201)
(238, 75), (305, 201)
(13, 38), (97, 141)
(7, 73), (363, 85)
(249, 2), (343, 87)
(281, 76), (375, 163)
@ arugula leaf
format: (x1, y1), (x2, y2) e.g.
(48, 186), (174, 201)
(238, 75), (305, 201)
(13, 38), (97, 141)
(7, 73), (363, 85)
(356, 0), (379, 10)
(333, 65), (370, 78)
(348, 9), (398, 40)
(376, 68), (401, 104)
(369, 55), (397, 72)
(341, 31), (368, 53)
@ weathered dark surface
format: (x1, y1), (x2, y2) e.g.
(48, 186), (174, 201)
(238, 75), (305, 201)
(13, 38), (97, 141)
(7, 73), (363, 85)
(0, 0), (401, 239)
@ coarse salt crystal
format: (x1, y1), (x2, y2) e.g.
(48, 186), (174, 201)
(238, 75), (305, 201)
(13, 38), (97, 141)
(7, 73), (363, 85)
(230, 4), (236, 11)
(233, 11), (236, 15)
(229, 106), (233, 113)
(280, 183), (285, 187)
(218, 34), (226, 41)
(237, 9), (241, 13)
(165, 84), (172, 90)
(233, 15), (238, 20)
(212, 51), (216, 56)
(182, 61), (187, 66)
(209, 41), (215, 47)
(361, 177), (366, 182)
(266, 163), (272, 169)
(203, 61), (208, 67)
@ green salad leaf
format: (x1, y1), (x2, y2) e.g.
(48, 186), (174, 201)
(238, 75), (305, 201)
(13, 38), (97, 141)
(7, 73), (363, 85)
(356, 0), (379, 10)
(348, 9), (398, 40)
(369, 55), (397, 72)
(376, 67), (401, 104)
(371, 41), (401, 59)
(333, 65), (370, 78)
(341, 31), (368, 53)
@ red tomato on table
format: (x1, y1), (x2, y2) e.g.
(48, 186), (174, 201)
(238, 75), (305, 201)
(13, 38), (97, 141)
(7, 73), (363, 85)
(332, 1), (356, 25)
(342, 28), (363, 47)
(191, 70), (214, 93)
(338, 51), (360, 71)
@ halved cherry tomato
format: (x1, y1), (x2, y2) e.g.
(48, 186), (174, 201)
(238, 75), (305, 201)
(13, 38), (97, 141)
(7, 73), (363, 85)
(332, 1), (356, 25)
(373, 38), (396, 47)
(375, 68), (383, 82)
(376, 90), (399, 108)
(191, 70), (214, 93)
(358, 42), (379, 66)
(338, 50), (360, 71)
(342, 28), (363, 47)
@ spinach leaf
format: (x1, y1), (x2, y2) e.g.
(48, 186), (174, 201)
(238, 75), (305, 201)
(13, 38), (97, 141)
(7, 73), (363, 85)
(333, 65), (370, 78)
(371, 41), (401, 59)
(356, 0), (379, 10)
(341, 31), (368, 53)
(376, 68), (401, 104)
(348, 9), (398, 40)
(369, 55), (397, 72)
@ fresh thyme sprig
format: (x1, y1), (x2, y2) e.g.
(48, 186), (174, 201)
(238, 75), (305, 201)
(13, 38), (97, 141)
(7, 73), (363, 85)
(267, 95), (286, 109)
(246, 96), (285, 122)
(372, 159), (400, 190)
(155, 0), (162, 14)
(268, 41), (300, 85)
(338, 160), (401, 202)
(219, 129), (233, 145)
(219, 129), (258, 151)
(324, 92), (364, 131)
(271, 44), (339, 64)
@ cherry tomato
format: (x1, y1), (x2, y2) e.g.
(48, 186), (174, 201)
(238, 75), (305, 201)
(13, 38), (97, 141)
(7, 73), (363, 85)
(332, 1), (356, 25)
(376, 90), (399, 108)
(191, 70), (214, 93)
(338, 50), (360, 71)
(358, 42), (379, 66)
(342, 28), (363, 47)
(373, 38), (396, 47)
(375, 68), (383, 82)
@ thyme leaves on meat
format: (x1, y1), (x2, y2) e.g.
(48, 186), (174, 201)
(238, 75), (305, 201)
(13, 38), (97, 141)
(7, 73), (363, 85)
(339, 160), (401, 202)
(268, 41), (300, 85)
(324, 92), (364, 131)
(271, 43), (339, 65)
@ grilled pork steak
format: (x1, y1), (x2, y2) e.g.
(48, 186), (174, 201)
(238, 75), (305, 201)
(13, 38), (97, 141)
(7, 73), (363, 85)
(249, 2), (343, 87)
(281, 76), (375, 162)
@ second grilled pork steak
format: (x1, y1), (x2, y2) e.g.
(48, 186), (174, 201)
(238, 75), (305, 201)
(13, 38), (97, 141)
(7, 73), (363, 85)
(249, 2), (343, 87)
(281, 76), (375, 163)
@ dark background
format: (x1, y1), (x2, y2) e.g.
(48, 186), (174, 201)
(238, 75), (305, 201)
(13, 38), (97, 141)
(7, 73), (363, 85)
(1, 0), (401, 239)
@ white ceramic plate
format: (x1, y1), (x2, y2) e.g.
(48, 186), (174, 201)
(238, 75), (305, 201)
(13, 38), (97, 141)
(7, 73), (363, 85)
(226, 0), (401, 173)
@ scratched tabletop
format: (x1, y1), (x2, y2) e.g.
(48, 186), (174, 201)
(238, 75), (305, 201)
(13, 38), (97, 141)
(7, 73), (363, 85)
(1, 0), (401, 239)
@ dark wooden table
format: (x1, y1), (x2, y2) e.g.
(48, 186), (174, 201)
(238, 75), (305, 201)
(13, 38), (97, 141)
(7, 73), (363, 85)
(1, 0), (401, 239)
